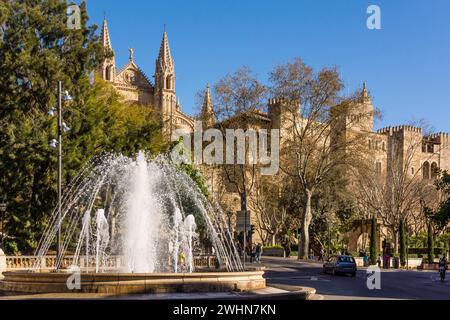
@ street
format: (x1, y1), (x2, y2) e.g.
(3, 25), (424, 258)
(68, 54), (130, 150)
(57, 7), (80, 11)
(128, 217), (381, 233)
(262, 257), (450, 300)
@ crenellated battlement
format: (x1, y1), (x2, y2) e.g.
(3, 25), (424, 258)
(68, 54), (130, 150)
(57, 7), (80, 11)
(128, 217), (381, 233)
(268, 98), (286, 106)
(268, 97), (301, 107)
(426, 132), (450, 146)
(377, 125), (423, 135)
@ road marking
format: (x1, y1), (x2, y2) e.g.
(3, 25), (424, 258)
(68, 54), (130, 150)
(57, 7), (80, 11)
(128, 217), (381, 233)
(266, 276), (331, 282)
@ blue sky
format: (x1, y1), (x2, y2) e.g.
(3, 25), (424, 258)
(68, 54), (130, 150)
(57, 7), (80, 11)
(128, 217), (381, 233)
(86, 0), (450, 132)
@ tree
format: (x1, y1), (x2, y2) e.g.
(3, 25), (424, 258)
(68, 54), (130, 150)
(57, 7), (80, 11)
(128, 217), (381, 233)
(427, 223), (434, 263)
(399, 218), (407, 267)
(370, 216), (378, 265)
(0, 1), (165, 253)
(269, 58), (370, 259)
(210, 67), (268, 253)
(431, 170), (450, 232)
(248, 176), (287, 246)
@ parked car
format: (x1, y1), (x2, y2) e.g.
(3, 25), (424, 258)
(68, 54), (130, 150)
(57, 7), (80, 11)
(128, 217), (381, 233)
(323, 255), (357, 277)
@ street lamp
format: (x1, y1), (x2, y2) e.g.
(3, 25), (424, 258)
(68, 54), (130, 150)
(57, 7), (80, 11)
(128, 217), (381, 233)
(0, 202), (6, 249)
(48, 81), (72, 271)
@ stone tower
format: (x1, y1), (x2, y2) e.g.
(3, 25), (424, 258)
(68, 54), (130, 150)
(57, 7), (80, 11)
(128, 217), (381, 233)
(154, 31), (177, 136)
(100, 19), (116, 82)
(348, 82), (374, 133)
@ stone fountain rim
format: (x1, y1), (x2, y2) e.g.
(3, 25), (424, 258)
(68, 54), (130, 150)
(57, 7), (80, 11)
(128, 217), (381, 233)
(0, 270), (266, 294)
(1, 269), (264, 278)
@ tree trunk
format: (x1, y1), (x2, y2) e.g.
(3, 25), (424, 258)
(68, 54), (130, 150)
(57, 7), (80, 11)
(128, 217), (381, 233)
(299, 190), (313, 260)
(399, 219), (407, 267)
(392, 227), (398, 255)
(370, 216), (378, 265)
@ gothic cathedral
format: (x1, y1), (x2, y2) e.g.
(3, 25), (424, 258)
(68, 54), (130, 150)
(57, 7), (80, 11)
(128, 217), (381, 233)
(99, 19), (195, 137)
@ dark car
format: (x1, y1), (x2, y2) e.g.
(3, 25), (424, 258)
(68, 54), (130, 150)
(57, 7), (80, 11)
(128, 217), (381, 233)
(323, 255), (357, 277)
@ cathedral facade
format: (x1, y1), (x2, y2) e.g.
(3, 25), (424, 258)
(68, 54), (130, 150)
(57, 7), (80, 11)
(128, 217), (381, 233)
(99, 19), (195, 136)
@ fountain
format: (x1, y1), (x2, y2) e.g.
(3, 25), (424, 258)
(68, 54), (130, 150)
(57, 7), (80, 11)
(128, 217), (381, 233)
(0, 151), (265, 294)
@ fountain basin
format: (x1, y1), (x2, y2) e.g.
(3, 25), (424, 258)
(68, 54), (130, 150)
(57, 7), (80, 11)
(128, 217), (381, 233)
(0, 270), (266, 295)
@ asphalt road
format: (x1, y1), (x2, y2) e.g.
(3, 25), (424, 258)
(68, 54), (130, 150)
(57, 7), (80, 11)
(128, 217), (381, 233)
(262, 257), (450, 300)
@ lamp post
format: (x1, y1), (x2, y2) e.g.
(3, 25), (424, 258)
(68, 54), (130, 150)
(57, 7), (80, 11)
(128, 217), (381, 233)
(50, 81), (71, 271)
(0, 202), (6, 249)
(57, 81), (62, 269)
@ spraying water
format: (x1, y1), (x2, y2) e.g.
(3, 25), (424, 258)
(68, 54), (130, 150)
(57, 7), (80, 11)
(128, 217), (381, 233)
(33, 151), (242, 273)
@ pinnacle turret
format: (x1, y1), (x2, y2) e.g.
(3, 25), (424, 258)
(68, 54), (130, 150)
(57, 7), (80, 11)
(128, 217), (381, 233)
(100, 19), (116, 81)
(156, 31), (174, 74)
(362, 81), (371, 103)
(101, 19), (113, 51)
(200, 84), (216, 127)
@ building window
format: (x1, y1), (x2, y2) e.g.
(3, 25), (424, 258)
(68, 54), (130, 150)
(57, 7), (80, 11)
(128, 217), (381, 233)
(376, 162), (382, 174)
(431, 162), (439, 179)
(166, 75), (172, 90)
(105, 65), (113, 81)
(423, 161), (430, 180)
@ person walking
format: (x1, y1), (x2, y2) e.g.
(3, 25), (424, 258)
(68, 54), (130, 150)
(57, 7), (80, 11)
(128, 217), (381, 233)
(284, 241), (291, 258)
(309, 248), (314, 261)
(255, 243), (263, 263)
(249, 243), (255, 263)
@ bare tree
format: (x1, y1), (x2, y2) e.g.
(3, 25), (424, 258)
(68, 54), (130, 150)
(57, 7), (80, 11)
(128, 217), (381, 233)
(248, 176), (288, 246)
(269, 58), (370, 259)
(206, 67), (268, 256)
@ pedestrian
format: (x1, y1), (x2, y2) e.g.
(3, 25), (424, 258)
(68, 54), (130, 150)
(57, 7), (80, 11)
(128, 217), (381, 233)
(319, 248), (325, 261)
(237, 242), (242, 258)
(284, 242), (291, 258)
(377, 255), (382, 268)
(249, 243), (255, 263)
(255, 243), (262, 263)
(310, 248), (314, 261)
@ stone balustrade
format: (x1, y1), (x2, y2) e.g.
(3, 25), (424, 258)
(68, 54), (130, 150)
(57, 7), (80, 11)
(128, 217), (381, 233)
(2, 254), (218, 272)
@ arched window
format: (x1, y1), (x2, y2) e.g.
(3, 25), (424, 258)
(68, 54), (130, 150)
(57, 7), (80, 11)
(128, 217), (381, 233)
(166, 75), (172, 90)
(105, 65), (113, 81)
(423, 161), (430, 180)
(431, 162), (439, 179)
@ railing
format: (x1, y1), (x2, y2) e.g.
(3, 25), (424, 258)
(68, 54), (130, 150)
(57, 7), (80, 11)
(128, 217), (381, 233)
(5, 255), (218, 271)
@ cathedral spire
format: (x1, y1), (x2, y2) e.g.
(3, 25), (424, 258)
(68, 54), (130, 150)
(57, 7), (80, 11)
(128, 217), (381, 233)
(100, 18), (115, 81)
(200, 84), (216, 127)
(156, 31), (174, 73)
(101, 19), (113, 51)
